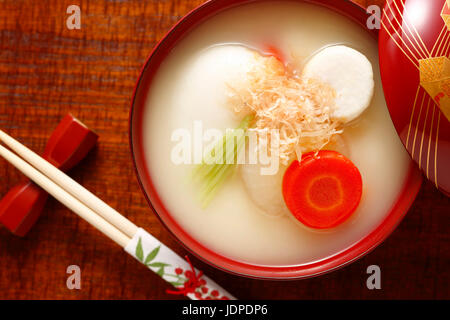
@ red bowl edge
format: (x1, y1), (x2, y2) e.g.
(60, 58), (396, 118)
(128, 0), (423, 280)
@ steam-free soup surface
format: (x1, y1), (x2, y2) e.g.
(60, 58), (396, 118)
(143, 1), (411, 265)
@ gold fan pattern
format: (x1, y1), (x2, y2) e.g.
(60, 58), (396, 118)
(381, 0), (449, 188)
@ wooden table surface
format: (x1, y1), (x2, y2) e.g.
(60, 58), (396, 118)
(0, 0), (448, 300)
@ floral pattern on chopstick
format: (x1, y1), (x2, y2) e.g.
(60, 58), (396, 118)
(133, 235), (231, 300)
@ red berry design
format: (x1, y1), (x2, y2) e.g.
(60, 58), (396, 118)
(211, 290), (219, 297)
(185, 270), (193, 277)
(201, 287), (208, 294)
(195, 292), (202, 299)
(175, 268), (183, 275)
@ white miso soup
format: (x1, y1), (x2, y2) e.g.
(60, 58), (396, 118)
(143, 1), (411, 266)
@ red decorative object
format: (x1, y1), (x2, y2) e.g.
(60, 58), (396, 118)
(379, 0), (450, 196)
(166, 255), (230, 300)
(0, 114), (98, 236)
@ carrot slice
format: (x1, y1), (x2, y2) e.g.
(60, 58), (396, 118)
(282, 150), (362, 229)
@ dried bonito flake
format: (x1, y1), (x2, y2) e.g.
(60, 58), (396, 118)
(227, 53), (342, 164)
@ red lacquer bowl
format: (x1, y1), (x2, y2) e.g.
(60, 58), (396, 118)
(129, 0), (423, 279)
(380, 0), (450, 196)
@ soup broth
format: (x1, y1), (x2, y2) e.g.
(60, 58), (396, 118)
(143, 1), (411, 265)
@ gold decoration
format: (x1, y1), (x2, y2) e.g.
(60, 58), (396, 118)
(419, 57), (450, 121)
(442, 0), (450, 30)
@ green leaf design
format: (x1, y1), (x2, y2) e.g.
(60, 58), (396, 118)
(156, 267), (165, 277)
(135, 238), (144, 262)
(144, 246), (160, 265)
(148, 262), (170, 268)
(169, 281), (186, 287)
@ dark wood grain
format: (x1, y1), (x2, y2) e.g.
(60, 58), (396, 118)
(0, 0), (448, 300)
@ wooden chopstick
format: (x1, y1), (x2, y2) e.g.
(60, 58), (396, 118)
(0, 130), (138, 238)
(0, 143), (130, 247)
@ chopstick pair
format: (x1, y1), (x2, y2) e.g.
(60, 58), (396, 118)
(0, 130), (235, 300)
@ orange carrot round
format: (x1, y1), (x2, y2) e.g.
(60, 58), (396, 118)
(282, 150), (362, 229)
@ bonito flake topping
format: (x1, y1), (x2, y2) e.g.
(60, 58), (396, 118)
(227, 52), (343, 165)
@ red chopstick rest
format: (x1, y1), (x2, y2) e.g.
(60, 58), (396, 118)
(0, 114), (98, 236)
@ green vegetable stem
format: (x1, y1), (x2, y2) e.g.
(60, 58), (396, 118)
(192, 115), (253, 208)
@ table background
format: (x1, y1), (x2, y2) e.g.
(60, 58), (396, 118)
(0, 0), (448, 300)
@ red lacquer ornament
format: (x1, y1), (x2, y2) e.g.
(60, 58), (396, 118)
(380, 0), (450, 196)
(0, 114), (98, 236)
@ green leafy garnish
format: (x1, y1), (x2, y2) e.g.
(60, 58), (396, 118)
(192, 115), (253, 208)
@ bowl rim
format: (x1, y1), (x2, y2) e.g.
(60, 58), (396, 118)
(129, 0), (423, 280)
